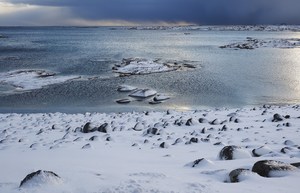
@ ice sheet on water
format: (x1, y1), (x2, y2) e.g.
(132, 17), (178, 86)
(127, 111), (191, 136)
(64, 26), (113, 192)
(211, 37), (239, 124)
(113, 58), (198, 76)
(0, 69), (80, 93)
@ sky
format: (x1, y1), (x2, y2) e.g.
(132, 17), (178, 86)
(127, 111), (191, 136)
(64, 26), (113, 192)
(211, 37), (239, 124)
(0, 0), (300, 26)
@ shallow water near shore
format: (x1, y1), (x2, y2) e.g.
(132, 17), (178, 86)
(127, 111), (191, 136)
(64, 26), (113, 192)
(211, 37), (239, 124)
(0, 26), (300, 113)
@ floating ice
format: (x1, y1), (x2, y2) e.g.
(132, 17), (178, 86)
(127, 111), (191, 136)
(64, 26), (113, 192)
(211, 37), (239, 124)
(113, 58), (197, 76)
(129, 88), (157, 98)
(117, 85), (137, 92)
(0, 69), (80, 93)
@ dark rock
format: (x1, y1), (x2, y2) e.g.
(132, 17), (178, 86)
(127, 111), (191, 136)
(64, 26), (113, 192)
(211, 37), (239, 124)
(206, 134), (212, 138)
(73, 137), (82, 142)
(174, 119), (184, 126)
(146, 127), (159, 135)
(131, 143), (138, 147)
(36, 129), (43, 135)
(89, 136), (98, 141)
(252, 160), (297, 177)
(82, 122), (91, 133)
(234, 118), (241, 123)
(220, 120), (227, 124)
(285, 115), (290, 119)
(284, 140), (294, 146)
(190, 137), (198, 143)
(172, 138), (183, 145)
(82, 143), (91, 149)
(229, 168), (250, 183)
(159, 142), (168, 148)
(186, 118), (193, 126)
(272, 113), (283, 122)
(210, 119), (220, 125)
(133, 122), (144, 131)
(221, 125), (228, 131)
(201, 128), (206, 134)
(0, 139), (8, 144)
(201, 138), (210, 142)
(219, 146), (238, 160)
(198, 118), (208, 123)
(213, 142), (223, 146)
(116, 98), (131, 104)
(291, 162), (300, 168)
(98, 123), (108, 133)
(219, 145), (251, 160)
(252, 146), (272, 157)
(281, 147), (293, 154)
(191, 158), (204, 167)
(187, 158), (213, 168)
(19, 170), (60, 188)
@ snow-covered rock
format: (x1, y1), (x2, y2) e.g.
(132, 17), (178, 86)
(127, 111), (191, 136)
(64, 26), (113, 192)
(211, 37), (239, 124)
(252, 146), (273, 157)
(0, 69), (80, 93)
(220, 38), (300, 49)
(113, 58), (197, 75)
(19, 170), (62, 188)
(252, 160), (298, 177)
(219, 145), (252, 160)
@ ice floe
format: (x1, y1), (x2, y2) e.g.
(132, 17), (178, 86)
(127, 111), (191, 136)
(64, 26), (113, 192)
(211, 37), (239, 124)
(0, 69), (81, 93)
(116, 85), (171, 105)
(113, 58), (197, 76)
(129, 88), (157, 98)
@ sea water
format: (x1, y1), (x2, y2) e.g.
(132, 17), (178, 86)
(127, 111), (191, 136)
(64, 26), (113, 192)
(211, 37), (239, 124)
(0, 27), (299, 113)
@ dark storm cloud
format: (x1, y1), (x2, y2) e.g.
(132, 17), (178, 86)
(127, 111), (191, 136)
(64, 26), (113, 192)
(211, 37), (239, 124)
(4, 0), (300, 24)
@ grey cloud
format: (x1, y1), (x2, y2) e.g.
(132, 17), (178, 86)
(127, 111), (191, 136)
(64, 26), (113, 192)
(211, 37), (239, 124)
(3, 0), (300, 25)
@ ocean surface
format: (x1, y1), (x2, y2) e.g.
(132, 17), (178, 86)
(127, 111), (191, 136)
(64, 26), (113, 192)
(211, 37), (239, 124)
(0, 26), (299, 113)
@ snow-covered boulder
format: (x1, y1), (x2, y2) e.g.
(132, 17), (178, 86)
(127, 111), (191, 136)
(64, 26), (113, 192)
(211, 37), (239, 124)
(252, 146), (273, 157)
(219, 145), (252, 160)
(252, 160), (298, 177)
(19, 170), (62, 188)
(228, 168), (251, 183)
(186, 158), (215, 168)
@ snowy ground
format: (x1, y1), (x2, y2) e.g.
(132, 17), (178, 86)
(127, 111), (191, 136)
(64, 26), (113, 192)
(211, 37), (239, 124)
(0, 105), (300, 193)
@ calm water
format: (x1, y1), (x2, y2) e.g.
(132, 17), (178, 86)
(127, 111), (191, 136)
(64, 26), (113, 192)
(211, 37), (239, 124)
(0, 27), (300, 113)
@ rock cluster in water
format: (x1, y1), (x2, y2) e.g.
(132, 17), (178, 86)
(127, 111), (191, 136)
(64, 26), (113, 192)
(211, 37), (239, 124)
(220, 37), (300, 49)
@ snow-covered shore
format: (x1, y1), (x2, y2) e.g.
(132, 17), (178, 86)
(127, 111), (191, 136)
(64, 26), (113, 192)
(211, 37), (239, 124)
(123, 25), (300, 32)
(1, 105), (300, 193)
